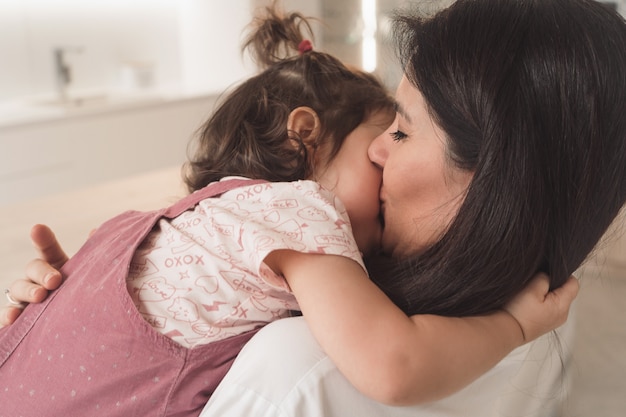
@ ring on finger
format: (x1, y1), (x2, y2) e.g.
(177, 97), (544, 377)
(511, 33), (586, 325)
(4, 289), (26, 309)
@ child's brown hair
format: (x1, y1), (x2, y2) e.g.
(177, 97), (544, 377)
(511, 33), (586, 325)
(183, 3), (395, 192)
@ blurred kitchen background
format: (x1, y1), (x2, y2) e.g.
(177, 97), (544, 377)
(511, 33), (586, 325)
(0, 1), (624, 416)
(1, 0), (623, 204)
(0, 0), (429, 205)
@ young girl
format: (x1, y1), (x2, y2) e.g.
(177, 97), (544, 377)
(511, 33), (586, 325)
(0, 5), (575, 417)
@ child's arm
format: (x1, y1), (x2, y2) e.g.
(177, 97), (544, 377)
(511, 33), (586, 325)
(265, 250), (578, 406)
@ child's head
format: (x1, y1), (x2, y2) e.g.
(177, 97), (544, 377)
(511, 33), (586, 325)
(183, 5), (395, 193)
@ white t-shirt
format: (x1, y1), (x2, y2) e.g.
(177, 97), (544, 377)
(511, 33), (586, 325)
(203, 316), (573, 417)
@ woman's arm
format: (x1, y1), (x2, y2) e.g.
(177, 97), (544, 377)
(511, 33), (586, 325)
(266, 250), (578, 406)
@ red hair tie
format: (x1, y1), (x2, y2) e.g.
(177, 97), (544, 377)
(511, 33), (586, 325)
(298, 39), (313, 55)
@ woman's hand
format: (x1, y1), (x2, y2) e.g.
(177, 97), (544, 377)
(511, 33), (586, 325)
(0, 224), (67, 326)
(504, 273), (579, 343)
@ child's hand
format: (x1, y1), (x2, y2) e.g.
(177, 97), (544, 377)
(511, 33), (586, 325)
(503, 273), (579, 343)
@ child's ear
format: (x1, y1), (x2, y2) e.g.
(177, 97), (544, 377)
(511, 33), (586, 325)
(287, 106), (321, 148)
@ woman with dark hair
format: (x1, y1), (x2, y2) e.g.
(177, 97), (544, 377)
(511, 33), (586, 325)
(3, 0), (626, 416)
(372, 0), (626, 318)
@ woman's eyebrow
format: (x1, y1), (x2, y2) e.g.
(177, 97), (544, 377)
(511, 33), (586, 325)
(394, 101), (412, 123)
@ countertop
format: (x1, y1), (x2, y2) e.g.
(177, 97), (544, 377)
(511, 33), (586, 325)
(0, 88), (219, 129)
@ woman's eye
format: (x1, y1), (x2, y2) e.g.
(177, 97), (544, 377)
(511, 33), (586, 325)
(390, 130), (408, 141)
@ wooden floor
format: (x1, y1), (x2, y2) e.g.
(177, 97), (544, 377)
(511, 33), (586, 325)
(1, 166), (625, 416)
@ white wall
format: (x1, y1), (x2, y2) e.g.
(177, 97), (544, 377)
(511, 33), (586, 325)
(0, 1), (326, 103)
(178, 1), (253, 94)
(0, 0), (276, 102)
(0, 0), (622, 103)
(0, 0), (179, 100)
(180, 0), (322, 94)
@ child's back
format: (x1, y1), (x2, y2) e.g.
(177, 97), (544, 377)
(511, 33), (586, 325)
(127, 180), (364, 348)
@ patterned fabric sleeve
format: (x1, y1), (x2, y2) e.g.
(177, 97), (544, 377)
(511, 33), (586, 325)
(208, 180), (367, 290)
(127, 179), (367, 347)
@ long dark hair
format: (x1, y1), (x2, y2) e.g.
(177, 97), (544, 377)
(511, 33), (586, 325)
(372, 0), (626, 317)
(183, 4), (395, 192)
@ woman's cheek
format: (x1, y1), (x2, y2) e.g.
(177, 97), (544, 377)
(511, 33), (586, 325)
(381, 215), (414, 257)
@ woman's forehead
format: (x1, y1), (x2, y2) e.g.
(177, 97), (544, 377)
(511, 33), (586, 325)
(394, 76), (422, 120)
(395, 77), (434, 129)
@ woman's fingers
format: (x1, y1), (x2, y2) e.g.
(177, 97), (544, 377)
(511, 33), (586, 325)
(30, 224), (69, 270)
(0, 306), (23, 327)
(0, 224), (68, 327)
(8, 266), (55, 304)
(23, 257), (63, 292)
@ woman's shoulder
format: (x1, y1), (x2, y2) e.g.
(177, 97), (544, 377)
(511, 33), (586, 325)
(203, 317), (567, 417)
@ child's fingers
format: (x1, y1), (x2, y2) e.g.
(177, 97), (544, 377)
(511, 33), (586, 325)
(30, 224), (69, 270)
(525, 273), (550, 298)
(549, 275), (580, 306)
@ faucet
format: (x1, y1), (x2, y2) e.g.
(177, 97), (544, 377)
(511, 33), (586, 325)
(53, 47), (82, 103)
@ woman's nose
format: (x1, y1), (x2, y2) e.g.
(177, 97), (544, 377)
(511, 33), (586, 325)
(368, 127), (392, 169)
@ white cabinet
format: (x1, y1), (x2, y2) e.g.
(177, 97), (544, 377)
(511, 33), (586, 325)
(0, 94), (217, 205)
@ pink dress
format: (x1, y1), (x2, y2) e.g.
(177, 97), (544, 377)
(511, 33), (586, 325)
(0, 179), (264, 417)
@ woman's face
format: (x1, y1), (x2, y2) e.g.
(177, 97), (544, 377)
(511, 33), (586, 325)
(368, 76), (472, 258)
